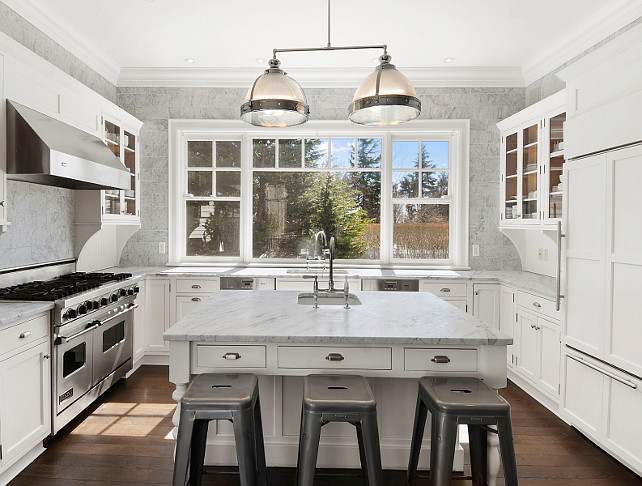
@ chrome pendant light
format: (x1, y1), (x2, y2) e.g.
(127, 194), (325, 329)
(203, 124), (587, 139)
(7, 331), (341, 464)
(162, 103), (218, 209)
(348, 54), (421, 126)
(241, 0), (420, 127)
(240, 58), (309, 128)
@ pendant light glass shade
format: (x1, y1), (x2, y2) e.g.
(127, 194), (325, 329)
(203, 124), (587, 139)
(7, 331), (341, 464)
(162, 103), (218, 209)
(240, 59), (309, 127)
(348, 56), (421, 126)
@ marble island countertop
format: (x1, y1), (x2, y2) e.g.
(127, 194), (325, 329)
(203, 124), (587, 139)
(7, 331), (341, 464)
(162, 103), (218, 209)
(163, 290), (512, 346)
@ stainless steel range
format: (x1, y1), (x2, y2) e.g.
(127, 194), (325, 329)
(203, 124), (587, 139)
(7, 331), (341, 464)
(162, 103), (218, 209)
(0, 269), (139, 434)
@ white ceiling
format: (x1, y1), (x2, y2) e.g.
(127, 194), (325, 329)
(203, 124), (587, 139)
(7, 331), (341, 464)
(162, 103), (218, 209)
(4, 0), (642, 87)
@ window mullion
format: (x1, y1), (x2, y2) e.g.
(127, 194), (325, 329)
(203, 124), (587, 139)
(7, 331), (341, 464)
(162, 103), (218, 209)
(380, 132), (393, 265)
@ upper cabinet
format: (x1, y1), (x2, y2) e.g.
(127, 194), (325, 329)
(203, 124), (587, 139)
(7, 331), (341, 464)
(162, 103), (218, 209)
(498, 90), (566, 228)
(102, 116), (140, 222)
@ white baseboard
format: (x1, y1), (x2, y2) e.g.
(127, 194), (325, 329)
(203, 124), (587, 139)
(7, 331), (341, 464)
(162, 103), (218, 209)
(0, 443), (45, 486)
(507, 369), (560, 417)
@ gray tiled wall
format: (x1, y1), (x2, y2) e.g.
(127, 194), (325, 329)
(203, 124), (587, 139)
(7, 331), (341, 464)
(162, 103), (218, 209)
(117, 86), (524, 270)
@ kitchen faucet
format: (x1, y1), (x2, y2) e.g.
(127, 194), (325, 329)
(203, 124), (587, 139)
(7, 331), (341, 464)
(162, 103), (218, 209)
(328, 236), (335, 291)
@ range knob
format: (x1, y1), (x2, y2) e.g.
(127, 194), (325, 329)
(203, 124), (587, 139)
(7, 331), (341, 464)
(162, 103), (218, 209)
(77, 303), (88, 315)
(90, 300), (99, 310)
(110, 293), (119, 303)
(99, 297), (109, 307)
(133, 286), (140, 294)
(127, 288), (134, 296)
(64, 308), (77, 320)
(119, 288), (128, 297)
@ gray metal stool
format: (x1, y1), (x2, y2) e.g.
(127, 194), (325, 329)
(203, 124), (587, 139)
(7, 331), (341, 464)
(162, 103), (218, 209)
(172, 373), (267, 486)
(296, 374), (384, 486)
(407, 377), (518, 486)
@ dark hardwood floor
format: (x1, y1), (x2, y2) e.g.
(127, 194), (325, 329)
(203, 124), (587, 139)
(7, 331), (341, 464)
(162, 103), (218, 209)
(10, 366), (642, 485)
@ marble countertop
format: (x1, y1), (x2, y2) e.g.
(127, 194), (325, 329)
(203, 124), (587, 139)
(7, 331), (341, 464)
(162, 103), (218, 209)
(163, 290), (512, 346)
(0, 302), (54, 328)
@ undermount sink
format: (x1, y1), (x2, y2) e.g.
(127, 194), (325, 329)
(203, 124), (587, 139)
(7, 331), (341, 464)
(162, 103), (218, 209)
(297, 292), (362, 306)
(286, 268), (348, 274)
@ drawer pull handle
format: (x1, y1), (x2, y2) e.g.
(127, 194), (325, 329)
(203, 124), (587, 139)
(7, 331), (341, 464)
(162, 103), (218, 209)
(431, 355), (451, 364)
(223, 352), (241, 360)
(440, 288), (451, 293)
(191, 297), (201, 302)
(19, 331), (31, 339)
(325, 353), (345, 362)
(192, 284), (201, 289)
(532, 302), (542, 308)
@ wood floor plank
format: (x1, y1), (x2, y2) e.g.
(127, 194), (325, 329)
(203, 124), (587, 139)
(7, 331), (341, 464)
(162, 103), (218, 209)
(9, 367), (642, 485)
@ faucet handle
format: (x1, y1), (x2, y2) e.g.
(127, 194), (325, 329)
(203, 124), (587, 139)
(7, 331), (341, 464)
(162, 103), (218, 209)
(343, 280), (349, 295)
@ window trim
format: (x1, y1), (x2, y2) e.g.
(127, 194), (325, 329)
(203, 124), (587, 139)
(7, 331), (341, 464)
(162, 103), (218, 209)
(169, 119), (469, 268)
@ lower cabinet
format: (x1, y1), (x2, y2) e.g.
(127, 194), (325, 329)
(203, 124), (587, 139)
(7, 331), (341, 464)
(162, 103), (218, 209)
(0, 313), (51, 478)
(472, 283), (500, 328)
(145, 277), (172, 354)
(420, 280), (471, 313)
(499, 285), (516, 366)
(562, 349), (642, 477)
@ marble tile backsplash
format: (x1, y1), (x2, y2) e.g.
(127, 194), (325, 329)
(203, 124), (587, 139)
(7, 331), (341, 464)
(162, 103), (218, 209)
(0, 181), (75, 270)
(118, 86), (525, 270)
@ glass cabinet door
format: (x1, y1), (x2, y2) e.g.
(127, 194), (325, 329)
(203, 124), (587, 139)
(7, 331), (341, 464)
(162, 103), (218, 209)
(547, 112), (566, 220)
(103, 120), (122, 216)
(122, 130), (137, 216)
(522, 123), (539, 220)
(504, 132), (518, 220)
(102, 119), (138, 220)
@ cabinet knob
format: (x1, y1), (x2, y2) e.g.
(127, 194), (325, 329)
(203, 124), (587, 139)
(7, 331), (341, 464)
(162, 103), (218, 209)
(431, 355), (451, 364)
(325, 353), (345, 362)
(191, 297), (201, 302)
(19, 331), (31, 339)
(192, 285), (201, 289)
(43, 354), (50, 359)
(532, 302), (542, 308)
(440, 288), (451, 293)
(222, 352), (241, 360)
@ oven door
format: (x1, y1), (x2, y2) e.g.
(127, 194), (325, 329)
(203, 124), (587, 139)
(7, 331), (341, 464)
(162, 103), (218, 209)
(92, 302), (135, 386)
(54, 321), (98, 415)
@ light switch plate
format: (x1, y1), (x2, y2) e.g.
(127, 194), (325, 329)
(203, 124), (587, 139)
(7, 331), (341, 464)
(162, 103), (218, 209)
(472, 244), (480, 257)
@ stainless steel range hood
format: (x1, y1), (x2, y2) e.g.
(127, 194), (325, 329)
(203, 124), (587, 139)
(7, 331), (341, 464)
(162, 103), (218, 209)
(6, 100), (131, 190)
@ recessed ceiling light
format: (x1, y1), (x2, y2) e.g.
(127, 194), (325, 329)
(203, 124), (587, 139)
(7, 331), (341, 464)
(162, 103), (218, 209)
(184, 58), (195, 64)
(255, 58), (265, 64)
(443, 57), (456, 64)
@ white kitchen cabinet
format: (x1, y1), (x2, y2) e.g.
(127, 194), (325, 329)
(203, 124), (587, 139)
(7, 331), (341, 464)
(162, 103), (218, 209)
(498, 90), (566, 227)
(0, 313), (51, 480)
(499, 285), (516, 366)
(419, 280), (470, 313)
(175, 295), (213, 322)
(132, 279), (146, 367)
(472, 283), (500, 328)
(174, 277), (219, 326)
(562, 351), (604, 439)
(145, 277), (172, 355)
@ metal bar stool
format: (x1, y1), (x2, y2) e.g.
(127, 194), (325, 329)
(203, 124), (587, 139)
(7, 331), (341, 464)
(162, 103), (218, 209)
(172, 373), (268, 486)
(296, 374), (384, 486)
(407, 377), (518, 486)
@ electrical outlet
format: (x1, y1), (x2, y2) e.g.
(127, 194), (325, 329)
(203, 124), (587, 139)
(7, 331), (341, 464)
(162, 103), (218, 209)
(544, 249), (548, 261)
(538, 248), (543, 260)
(159, 242), (166, 254)
(472, 244), (480, 257)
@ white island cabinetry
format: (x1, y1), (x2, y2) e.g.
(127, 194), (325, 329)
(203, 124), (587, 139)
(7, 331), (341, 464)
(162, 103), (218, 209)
(0, 312), (51, 485)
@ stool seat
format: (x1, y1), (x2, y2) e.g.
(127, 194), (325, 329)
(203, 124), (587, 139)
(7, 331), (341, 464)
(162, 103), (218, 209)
(303, 374), (376, 413)
(297, 374), (383, 486)
(172, 373), (267, 486)
(407, 377), (518, 486)
(182, 373), (257, 412)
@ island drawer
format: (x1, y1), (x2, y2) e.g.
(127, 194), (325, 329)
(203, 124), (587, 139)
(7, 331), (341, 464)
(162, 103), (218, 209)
(176, 278), (219, 293)
(517, 291), (560, 320)
(195, 344), (266, 369)
(404, 348), (477, 372)
(420, 281), (468, 298)
(0, 313), (49, 357)
(278, 346), (392, 370)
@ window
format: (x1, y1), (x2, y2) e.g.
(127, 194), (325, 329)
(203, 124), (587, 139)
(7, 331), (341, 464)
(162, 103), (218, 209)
(169, 121), (469, 267)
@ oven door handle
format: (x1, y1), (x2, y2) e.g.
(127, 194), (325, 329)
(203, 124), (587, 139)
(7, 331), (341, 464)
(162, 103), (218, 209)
(55, 322), (101, 344)
(97, 303), (139, 326)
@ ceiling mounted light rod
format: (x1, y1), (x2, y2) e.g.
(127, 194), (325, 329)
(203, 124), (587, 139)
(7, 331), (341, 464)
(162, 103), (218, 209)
(240, 0), (421, 127)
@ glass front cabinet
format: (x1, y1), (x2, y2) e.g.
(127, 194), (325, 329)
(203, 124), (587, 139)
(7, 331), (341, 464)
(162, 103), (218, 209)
(102, 117), (140, 221)
(498, 90), (566, 228)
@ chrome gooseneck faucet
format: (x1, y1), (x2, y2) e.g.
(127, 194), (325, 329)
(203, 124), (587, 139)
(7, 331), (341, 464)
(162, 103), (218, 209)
(328, 236), (335, 291)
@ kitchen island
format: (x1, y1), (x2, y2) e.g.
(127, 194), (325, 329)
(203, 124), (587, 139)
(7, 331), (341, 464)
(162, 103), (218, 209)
(164, 290), (511, 478)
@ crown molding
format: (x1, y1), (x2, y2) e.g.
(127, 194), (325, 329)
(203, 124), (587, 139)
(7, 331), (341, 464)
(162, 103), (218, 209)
(522, 0), (642, 85)
(117, 66), (524, 88)
(1, 0), (120, 85)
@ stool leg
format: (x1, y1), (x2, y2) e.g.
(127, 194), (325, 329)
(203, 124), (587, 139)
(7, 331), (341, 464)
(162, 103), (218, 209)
(430, 413), (457, 486)
(407, 394), (428, 484)
(496, 417), (519, 486)
(173, 408), (195, 486)
(468, 424), (488, 486)
(356, 423), (370, 486)
(233, 409), (259, 486)
(189, 419), (210, 486)
(296, 410), (322, 486)
(253, 394), (268, 486)
(360, 411), (384, 486)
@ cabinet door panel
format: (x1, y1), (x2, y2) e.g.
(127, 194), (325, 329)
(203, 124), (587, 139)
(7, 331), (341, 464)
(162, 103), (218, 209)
(605, 378), (642, 472)
(539, 319), (560, 397)
(145, 279), (170, 352)
(175, 295), (213, 322)
(516, 312), (538, 381)
(473, 284), (500, 329)
(0, 341), (51, 467)
(563, 354), (604, 439)
(499, 286), (515, 365)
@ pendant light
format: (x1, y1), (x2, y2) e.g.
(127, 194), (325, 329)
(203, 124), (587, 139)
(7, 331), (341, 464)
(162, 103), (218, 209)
(240, 0), (420, 127)
(348, 54), (421, 126)
(240, 58), (309, 128)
